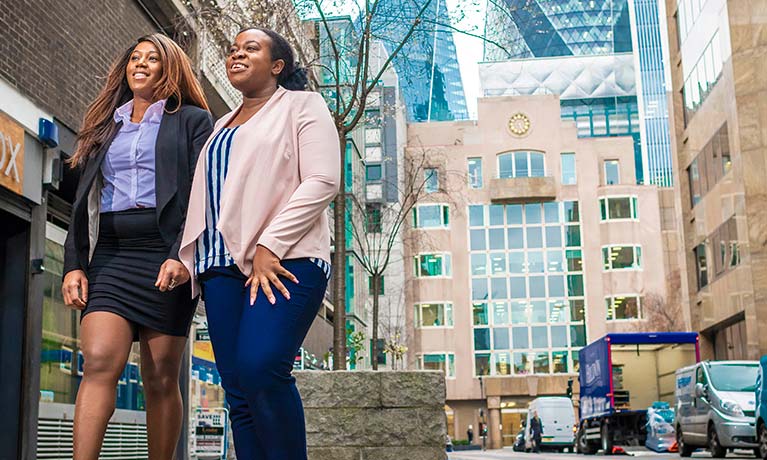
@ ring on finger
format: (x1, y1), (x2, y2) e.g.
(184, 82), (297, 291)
(168, 279), (177, 290)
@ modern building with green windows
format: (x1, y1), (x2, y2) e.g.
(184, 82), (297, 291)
(404, 94), (684, 448)
(482, 0), (674, 187)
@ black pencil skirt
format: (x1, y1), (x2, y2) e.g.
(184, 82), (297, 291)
(82, 208), (196, 341)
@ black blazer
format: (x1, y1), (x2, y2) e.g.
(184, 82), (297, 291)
(63, 104), (214, 275)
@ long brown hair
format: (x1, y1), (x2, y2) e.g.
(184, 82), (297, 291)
(70, 34), (209, 167)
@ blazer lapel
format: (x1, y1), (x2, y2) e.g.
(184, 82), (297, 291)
(78, 122), (122, 207)
(155, 110), (179, 217)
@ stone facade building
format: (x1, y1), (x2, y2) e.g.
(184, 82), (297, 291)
(404, 94), (684, 447)
(662, 0), (767, 360)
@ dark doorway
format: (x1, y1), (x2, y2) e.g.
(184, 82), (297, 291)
(0, 209), (30, 459)
(711, 313), (748, 360)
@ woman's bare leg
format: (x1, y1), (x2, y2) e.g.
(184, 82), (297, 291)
(139, 328), (188, 460)
(74, 312), (134, 460)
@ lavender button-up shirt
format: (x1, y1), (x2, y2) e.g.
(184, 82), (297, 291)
(100, 99), (166, 212)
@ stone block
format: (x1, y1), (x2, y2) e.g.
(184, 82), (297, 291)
(308, 447), (361, 460)
(380, 371), (445, 408)
(296, 371), (382, 408)
(360, 447), (447, 460)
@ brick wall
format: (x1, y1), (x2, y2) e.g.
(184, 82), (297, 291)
(0, 0), (157, 131)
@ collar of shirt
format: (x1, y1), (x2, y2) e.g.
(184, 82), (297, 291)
(113, 98), (167, 126)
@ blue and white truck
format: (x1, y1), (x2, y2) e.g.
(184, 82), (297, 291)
(576, 332), (700, 454)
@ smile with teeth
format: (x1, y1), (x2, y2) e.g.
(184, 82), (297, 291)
(231, 63), (246, 71)
(133, 72), (149, 80)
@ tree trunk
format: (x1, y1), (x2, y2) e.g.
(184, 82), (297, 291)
(371, 273), (380, 371)
(332, 132), (347, 370)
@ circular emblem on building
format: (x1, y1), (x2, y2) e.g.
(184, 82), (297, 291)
(507, 112), (531, 137)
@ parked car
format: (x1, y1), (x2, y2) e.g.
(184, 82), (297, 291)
(645, 401), (676, 452)
(755, 356), (767, 459)
(525, 396), (576, 452)
(675, 360), (759, 458)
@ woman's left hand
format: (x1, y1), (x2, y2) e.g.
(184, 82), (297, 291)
(246, 245), (299, 305)
(155, 259), (190, 292)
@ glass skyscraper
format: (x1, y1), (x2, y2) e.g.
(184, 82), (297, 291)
(484, 0), (674, 187)
(373, 0), (469, 122)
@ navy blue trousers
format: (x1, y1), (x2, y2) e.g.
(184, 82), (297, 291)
(200, 259), (328, 460)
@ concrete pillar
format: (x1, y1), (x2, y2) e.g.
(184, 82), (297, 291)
(487, 396), (503, 449)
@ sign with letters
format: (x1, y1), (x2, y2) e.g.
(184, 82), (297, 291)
(0, 111), (24, 195)
(194, 408), (228, 458)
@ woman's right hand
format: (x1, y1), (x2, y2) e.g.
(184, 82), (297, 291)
(62, 270), (88, 309)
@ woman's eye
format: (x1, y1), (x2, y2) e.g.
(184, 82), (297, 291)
(247, 46), (257, 52)
(149, 57), (158, 62)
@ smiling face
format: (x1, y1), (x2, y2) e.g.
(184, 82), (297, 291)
(226, 29), (284, 95)
(125, 41), (163, 100)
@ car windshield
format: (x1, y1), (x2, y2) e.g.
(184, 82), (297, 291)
(707, 363), (759, 392)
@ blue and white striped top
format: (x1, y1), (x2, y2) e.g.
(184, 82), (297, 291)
(195, 126), (239, 276)
(194, 126), (333, 281)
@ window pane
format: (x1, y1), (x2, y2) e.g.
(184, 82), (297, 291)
(474, 328), (491, 350)
(565, 225), (581, 247)
(607, 197), (633, 219)
(533, 352), (550, 373)
(488, 229), (505, 250)
(506, 205), (523, 224)
(489, 252), (506, 274)
(552, 351), (569, 373)
(513, 352), (531, 375)
(525, 204), (542, 224)
(610, 246), (638, 269)
(567, 275), (584, 296)
(498, 154), (513, 179)
(469, 205), (484, 227)
(530, 153), (545, 177)
(475, 353), (491, 376)
(526, 227), (543, 248)
(549, 300), (567, 323)
(493, 328), (510, 349)
(528, 251), (544, 273)
(600, 199), (607, 220)
(510, 277), (526, 299)
(421, 303), (444, 326)
(547, 251), (564, 272)
(551, 326), (568, 347)
(511, 301), (529, 324)
(532, 326), (548, 348)
(570, 299), (586, 322)
(472, 278), (489, 301)
(471, 253), (487, 276)
(515, 151), (529, 177)
(564, 201), (580, 222)
(571, 325), (587, 347)
(508, 252), (525, 274)
(424, 168), (439, 193)
(366, 164), (382, 181)
(545, 226), (562, 247)
(529, 276), (546, 298)
(530, 300), (547, 323)
(489, 205), (504, 226)
(419, 254), (444, 276)
(417, 205), (444, 228)
(605, 160), (620, 185)
(566, 249), (583, 271)
(496, 352), (512, 375)
(544, 202), (561, 223)
(473, 302), (489, 325)
(614, 296), (640, 320)
(561, 152), (576, 185)
(492, 301), (509, 325)
(468, 158), (483, 188)
(490, 277), (507, 299)
(470, 229), (486, 250)
(548, 275), (565, 297)
(507, 228), (524, 249)
(512, 327), (529, 348)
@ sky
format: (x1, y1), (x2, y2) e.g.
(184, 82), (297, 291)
(444, 0), (486, 119)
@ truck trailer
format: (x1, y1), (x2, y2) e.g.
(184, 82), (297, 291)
(576, 332), (700, 454)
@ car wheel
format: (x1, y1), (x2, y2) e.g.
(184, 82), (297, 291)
(677, 426), (694, 457)
(708, 424), (727, 458)
(601, 423), (613, 454)
(758, 421), (767, 459)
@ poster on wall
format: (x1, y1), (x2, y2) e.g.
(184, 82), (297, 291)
(0, 111), (24, 195)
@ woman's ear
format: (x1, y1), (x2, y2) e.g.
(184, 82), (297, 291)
(272, 59), (285, 77)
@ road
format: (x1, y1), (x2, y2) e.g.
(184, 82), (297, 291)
(448, 448), (758, 460)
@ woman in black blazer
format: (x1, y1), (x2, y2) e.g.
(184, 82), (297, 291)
(61, 34), (213, 459)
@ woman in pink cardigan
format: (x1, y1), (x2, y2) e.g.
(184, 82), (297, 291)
(178, 28), (339, 460)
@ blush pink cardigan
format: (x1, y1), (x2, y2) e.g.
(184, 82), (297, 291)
(179, 87), (340, 297)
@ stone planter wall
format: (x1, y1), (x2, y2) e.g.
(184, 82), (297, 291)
(295, 371), (447, 460)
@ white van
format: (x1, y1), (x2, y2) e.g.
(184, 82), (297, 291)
(675, 361), (759, 457)
(525, 397), (576, 452)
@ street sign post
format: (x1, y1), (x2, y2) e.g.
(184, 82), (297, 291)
(194, 408), (228, 459)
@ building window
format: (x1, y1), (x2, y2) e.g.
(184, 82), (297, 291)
(694, 243), (708, 289)
(365, 127), (382, 145)
(498, 151), (546, 178)
(414, 253), (451, 277)
(368, 276), (384, 295)
(682, 33), (724, 122)
(424, 168), (439, 193)
(606, 295), (642, 320)
(366, 164), (382, 181)
(412, 204), (449, 228)
(366, 204), (382, 233)
(366, 146), (382, 162)
(599, 197), (639, 221)
(419, 353), (455, 378)
(602, 245), (642, 270)
(561, 152), (576, 185)
(415, 303), (454, 327)
(687, 123), (730, 208)
(604, 160), (620, 185)
(710, 217), (740, 280)
(468, 157), (483, 188)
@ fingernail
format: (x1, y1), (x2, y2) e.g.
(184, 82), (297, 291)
(270, 297), (275, 304)
(286, 293), (291, 300)
(250, 297), (255, 306)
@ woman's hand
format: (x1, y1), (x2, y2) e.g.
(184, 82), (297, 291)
(245, 245), (299, 305)
(155, 259), (190, 292)
(62, 270), (89, 310)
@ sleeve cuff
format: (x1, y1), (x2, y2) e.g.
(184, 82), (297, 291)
(256, 236), (289, 260)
